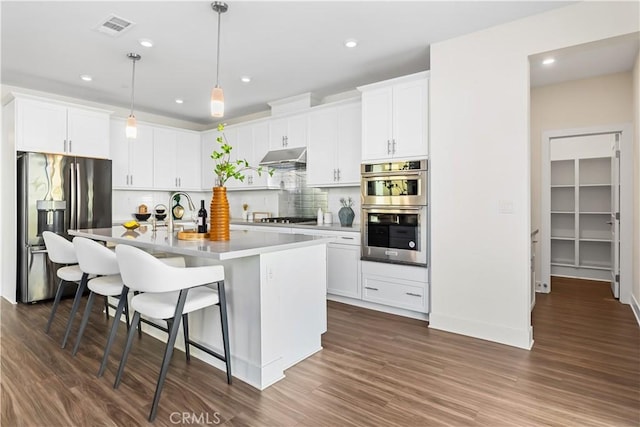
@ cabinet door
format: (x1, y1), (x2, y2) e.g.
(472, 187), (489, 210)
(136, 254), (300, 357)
(129, 124), (154, 189)
(307, 108), (338, 187)
(361, 87), (393, 161)
(109, 120), (130, 188)
(250, 122), (270, 187)
(392, 79), (428, 159)
(327, 243), (361, 298)
(16, 99), (67, 154)
(268, 118), (288, 149)
(225, 126), (247, 190)
(66, 107), (110, 158)
(153, 128), (178, 190)
(201, 130), (218, 190)
(285, 114), (308, 148)
(336, 102), (362, 185)
(175, 130), (201, 190)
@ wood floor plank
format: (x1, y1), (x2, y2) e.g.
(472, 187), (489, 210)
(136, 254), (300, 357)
(1, 276), (638, 426)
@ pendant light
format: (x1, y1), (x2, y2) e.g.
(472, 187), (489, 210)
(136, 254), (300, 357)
(126, 53), (141, 139)
(211, 2), (228, 118)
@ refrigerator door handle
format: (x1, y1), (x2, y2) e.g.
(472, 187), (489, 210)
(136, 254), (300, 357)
(75, 162), (81, 229)
(28, 246), (48, 269)
(70, 162), (76, 230)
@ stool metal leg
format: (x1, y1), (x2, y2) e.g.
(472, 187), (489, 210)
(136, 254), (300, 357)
(114, 310), (140, 389)
(103, 296), (109, 321)
(45, 278), (68, 333)
(124, 297), (131, 331)
(72, 290), (97, 356)
(61, 273), (88, 349)
(98, 287), (129, 377)
(218, 281), (232, 384)
(134, 291), (142, 338)
(182, 313), (190, 362)
(148, 289), (188, 422)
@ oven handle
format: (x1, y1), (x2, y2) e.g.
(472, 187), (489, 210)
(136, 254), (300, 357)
(362, 205), (425, 213)
(361, 172), (425, 179)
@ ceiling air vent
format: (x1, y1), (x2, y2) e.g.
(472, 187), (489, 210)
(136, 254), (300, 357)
(94, 14), (135, 37)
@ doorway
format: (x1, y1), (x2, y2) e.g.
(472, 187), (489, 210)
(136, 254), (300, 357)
(540, 125), (633, 302)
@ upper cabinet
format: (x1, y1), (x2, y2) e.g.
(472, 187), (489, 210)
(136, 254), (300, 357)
(268, 114), (308, 149)
(153, 127), (201, 191)
(222, 121), (271, 191)
(110, 119), (154, 189)
(11, 95), (111, 159)
(307, 100), (361, 187)
(359, 72), (429, 162)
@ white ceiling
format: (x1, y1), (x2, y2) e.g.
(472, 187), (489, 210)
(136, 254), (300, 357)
(2, 1), (575, 126)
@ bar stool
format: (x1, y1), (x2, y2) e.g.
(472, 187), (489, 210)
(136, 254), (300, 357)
(114, 244), (232, 422)
(42, 231), (89, 348)
(71, 237), (130, 358)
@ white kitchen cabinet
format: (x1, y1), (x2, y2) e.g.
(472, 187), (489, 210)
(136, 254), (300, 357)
(327, 241), (361, 299)
(110, 119), (154, 189)
(268, 113), (308, 149)
(361, 260), (429, 313)
(12, 95), (111, 158)
(226, 122), (271, 190)
(153, 127), (201, 190)
(307, 100), (361, 187)
(359, 72), (428, 161)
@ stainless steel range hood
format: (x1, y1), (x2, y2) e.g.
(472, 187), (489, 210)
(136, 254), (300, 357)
(259, 147), (306, 167)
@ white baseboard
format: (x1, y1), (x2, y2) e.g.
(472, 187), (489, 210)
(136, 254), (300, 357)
(631, 293), (640, 327)
(429, 312), (534, 350)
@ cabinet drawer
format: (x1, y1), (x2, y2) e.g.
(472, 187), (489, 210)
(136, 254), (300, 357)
(362, 275), (427, 312)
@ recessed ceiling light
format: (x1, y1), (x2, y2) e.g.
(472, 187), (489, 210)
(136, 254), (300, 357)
(139, 38), (154, 48)
(80, 74), (93, 82)
(344, 39), (358, 48)
(240, 76), (251, 83)
(542, 58), (555, 65)
(175, 98), (184, 104)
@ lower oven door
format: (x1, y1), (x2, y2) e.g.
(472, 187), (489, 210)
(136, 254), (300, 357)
(361, 206), (427, 266)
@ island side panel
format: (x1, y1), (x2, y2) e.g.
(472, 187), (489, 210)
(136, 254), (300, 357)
(260, 243), (327, 375)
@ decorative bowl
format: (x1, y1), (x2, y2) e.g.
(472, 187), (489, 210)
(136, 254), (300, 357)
(155, 213), (167, 221)
(134, 213), (151, 221)
(122, 220), (140, 230)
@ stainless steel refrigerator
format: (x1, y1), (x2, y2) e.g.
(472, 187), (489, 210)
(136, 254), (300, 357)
(17, 152), (112, 303)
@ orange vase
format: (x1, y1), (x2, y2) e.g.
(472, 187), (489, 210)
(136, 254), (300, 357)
(209, 186), (230, 241)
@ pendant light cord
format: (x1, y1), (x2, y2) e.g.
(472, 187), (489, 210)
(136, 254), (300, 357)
(215, 9), (222, 87)
(130, 58), (137, 116)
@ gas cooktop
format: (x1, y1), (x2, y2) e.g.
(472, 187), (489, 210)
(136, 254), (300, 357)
(260, 217), (316, 224)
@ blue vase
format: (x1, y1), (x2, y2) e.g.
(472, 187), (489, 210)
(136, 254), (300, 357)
(338, 206), (355, 227)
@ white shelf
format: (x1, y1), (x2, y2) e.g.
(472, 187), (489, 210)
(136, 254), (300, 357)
(579, 157), (611, 185)
(551, 237), (574, 241)
(551, 184), (574, 188)
(551, 187), (575, 212)
(578, 238), (611, 242)
(551, 159), (574, 186)
(579, 183), (610, 187)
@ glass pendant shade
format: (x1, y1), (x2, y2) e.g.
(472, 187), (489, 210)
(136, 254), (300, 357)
(125, 115), (137, 139)
(210, 86), (224, 118)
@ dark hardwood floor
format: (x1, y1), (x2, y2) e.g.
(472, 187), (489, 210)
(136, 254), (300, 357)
(2, 277), (639, 426)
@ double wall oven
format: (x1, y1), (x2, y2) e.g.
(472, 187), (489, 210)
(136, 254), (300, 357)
(361, 159), (428, 266)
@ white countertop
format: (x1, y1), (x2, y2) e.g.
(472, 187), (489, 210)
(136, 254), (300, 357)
(230, 219), (360, 233)
(69, 226), (332, 260)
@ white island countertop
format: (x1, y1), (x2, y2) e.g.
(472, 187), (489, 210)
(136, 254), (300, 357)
(70, 226), (332, 261)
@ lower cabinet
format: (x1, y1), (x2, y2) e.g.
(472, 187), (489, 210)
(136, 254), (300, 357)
(361, 260), (429, 313)
(327, 241), (361, 299)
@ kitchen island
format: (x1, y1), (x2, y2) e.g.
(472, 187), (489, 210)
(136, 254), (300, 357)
(69, 226), (331, 390)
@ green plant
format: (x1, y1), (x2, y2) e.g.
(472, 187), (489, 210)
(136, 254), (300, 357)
(210, 123), (273, 187)
(340, 197), (353, 208)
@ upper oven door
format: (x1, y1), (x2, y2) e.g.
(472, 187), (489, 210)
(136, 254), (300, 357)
(361, 170), (427, 206)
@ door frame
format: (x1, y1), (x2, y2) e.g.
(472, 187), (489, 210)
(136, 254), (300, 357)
(541, 123), (633, 303)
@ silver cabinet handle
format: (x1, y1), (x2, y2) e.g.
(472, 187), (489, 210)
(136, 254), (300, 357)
(130, 175), (133, 186)
(333, 169), (337, 181)
(339, 236), (354, 240)
(406, 292), (422, 297)
(69, 140), (72, 152)
(64, 139), (67, 152)
(126, 175), (129, 185)
(606, 221), (613, 224)
(392, 139), (396, 154)
(30, 247), (48, 255)
(387, 140), (391, 154)
(337, 169), (341, 181)
(364, 286), (379, 291)
(178, 177), (181, 187)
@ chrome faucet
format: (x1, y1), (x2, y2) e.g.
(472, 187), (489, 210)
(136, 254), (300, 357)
(167, 191), (196, 233)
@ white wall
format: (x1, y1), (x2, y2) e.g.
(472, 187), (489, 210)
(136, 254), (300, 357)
(530, 72), (634, 288)
(429, 1), (640, 348)
(633, 52), (640, 323)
